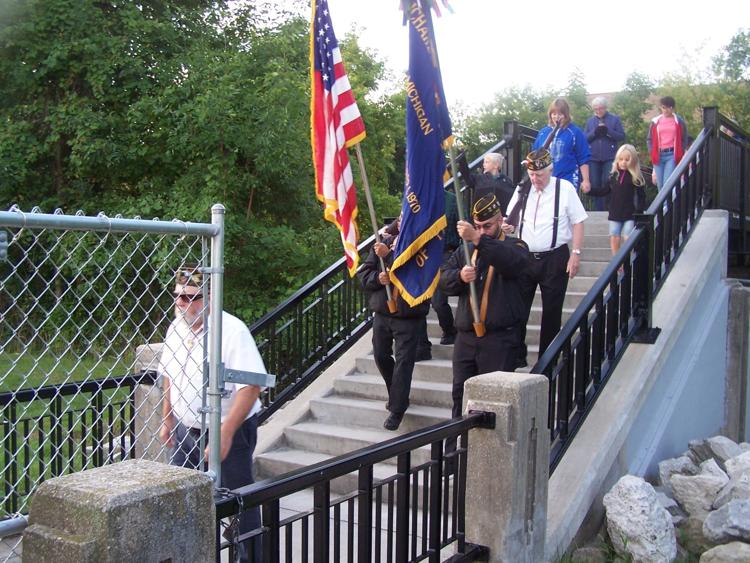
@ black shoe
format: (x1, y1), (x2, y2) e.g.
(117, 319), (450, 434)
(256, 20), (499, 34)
(383, 412), (404, 431)
(440, 332), (456, 345)
(515, 358), (528, 370)
(415, 350), (432, 362)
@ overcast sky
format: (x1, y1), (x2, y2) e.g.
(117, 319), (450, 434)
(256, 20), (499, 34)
(325, 0), (748, 111)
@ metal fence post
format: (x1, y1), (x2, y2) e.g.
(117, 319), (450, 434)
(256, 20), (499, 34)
(208, 204), (226, 487)
(632, 215), (660, 344)
(703, 106), (721, 209)
(504, 120), (522, 184)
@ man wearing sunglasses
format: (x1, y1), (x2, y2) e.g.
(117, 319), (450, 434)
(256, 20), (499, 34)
(158, 264), (264, 561)
(439, 194), (530, 419)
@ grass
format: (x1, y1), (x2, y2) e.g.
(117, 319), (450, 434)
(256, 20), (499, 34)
(0, 349), (132, 393)
(0, 349), (145, 516)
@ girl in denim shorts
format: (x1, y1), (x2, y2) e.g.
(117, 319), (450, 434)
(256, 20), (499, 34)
(587, 144), (646, 258)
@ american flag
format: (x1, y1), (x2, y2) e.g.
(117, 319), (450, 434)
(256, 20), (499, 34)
(311, 0), (366, 276)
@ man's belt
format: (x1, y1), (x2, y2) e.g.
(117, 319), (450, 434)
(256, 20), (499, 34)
(530, 245), (567, 260)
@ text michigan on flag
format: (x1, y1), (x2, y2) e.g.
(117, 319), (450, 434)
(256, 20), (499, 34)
(390, 0), (453, 305)
(310, 0), (366, 276)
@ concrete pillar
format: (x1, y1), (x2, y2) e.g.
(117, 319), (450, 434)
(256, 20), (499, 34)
(23, 459), (214, 563)
(133, 343), (169, 463)
(725, 282), (750, 442)
(463, 372), (550, 563)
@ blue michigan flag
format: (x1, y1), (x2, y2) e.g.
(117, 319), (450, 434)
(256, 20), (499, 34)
(390, 0), (453, 306)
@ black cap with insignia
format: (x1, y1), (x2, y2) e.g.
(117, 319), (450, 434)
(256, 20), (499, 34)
(472, 194), (503, 222)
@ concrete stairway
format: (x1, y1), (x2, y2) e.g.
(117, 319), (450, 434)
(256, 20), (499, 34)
(255, 212), (611, 488)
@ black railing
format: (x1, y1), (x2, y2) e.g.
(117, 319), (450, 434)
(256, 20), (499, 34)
(709, 109), (750, 268)
(0, 371), (157, 516)
(251, 236), (376, 425)
(535, 108), (743, 471)
(215, 412), (494, 563)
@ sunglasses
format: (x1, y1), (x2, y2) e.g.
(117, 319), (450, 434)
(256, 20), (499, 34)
(173, 292), (204, 304)
(175, 269), (203, 286)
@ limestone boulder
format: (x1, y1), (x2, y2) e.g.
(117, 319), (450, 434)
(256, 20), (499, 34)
(603, 475), (676, 563)
(725, 451), (750, 479)
(688, 439), (715, 465)
(703, 436), (742, 471)
(702, 499), (750, 543)
(671, 459), (728, 518)
(655, 490), (687, 527)
(570, 545), (608, 563)
(713, 472), (750, 509)
(699, 541), (750, 562)
(678, 517), (716, 555)
(658, 455), (699, 494)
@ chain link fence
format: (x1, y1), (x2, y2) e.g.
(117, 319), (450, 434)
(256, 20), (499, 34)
(0, 205), (223, 562)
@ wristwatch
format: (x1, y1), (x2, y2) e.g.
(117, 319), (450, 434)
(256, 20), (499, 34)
(571, 249), (582, 255)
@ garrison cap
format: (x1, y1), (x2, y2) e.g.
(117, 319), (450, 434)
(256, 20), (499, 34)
(524, 149), (552, 171)
(472, 194), (502, 222)
(175, 264), (203, 288)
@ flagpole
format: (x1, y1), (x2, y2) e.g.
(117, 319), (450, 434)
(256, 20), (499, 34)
(354, 143), (398, 313)
(448, 145), (485, 337)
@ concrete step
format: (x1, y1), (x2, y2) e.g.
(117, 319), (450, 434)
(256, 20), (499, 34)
(579, 247), (614, 262)
(356, 350), (539, 384)
(532, 291), (587, 309)
(255, 447), (454, 504)
(255, 448), (402, 495)
(583, 235), (611, 248)
(309, 395), (451, 433)
(333, 373), (452, 408)
(567, 276), (598, 292)
(282, 421), (433, 467)
(527, 305), (575, 326)
(357, 355), (453, 384)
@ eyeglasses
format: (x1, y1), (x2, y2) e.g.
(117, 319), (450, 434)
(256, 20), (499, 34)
(173, 292), (204, 304)
(175, 269), (203, 286)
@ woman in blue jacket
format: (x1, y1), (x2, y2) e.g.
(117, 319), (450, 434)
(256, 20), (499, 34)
(533, 98), (592, 193)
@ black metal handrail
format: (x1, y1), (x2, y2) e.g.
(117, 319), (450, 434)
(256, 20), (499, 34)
(215, 411), (494, 563)
(535, 114), (731, 471)
(0, 371), (157, 516)
(251, 235), (376, 425)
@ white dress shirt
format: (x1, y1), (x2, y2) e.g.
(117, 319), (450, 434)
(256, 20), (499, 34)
(158, 311), (266, 429)
(507, 177), (588, 253)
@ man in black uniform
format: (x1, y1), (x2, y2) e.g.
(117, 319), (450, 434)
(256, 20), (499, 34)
(359, 231), (430, 431)
(439, 194), (530, 418)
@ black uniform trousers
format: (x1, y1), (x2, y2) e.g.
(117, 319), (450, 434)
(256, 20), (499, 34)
(518, 244), (570, 362)
(172, 417), (261, 562)
(451, 327), (521, 418)
(432, 249), (456, 337)
(372, 313), (424, 415)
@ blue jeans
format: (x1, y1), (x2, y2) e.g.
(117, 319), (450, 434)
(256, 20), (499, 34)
(172, 417), (261, 562)
(589, 160), (613, 211)
(654, 152), (676, 189)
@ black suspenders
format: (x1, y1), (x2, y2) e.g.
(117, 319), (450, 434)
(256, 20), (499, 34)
(519, 177), (561, 250)
(550, 178), (561, 249)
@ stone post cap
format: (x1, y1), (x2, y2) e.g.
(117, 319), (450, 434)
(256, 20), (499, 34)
(464, 371), (549, 401)
(24, 460), (215, 563)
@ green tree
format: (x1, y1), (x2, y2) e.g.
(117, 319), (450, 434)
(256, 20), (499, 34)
(0, 0), (406, 321)
(611, 72), (656, 158)
(564, 68), (590, 126)
(714, 28), (750, 81)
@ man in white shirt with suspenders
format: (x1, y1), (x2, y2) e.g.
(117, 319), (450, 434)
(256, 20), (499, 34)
(505, 148), (588, 367)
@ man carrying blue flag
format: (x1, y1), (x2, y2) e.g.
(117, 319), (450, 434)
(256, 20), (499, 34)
(439, 195), (530, 418)
(389, 0), (452, 306)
